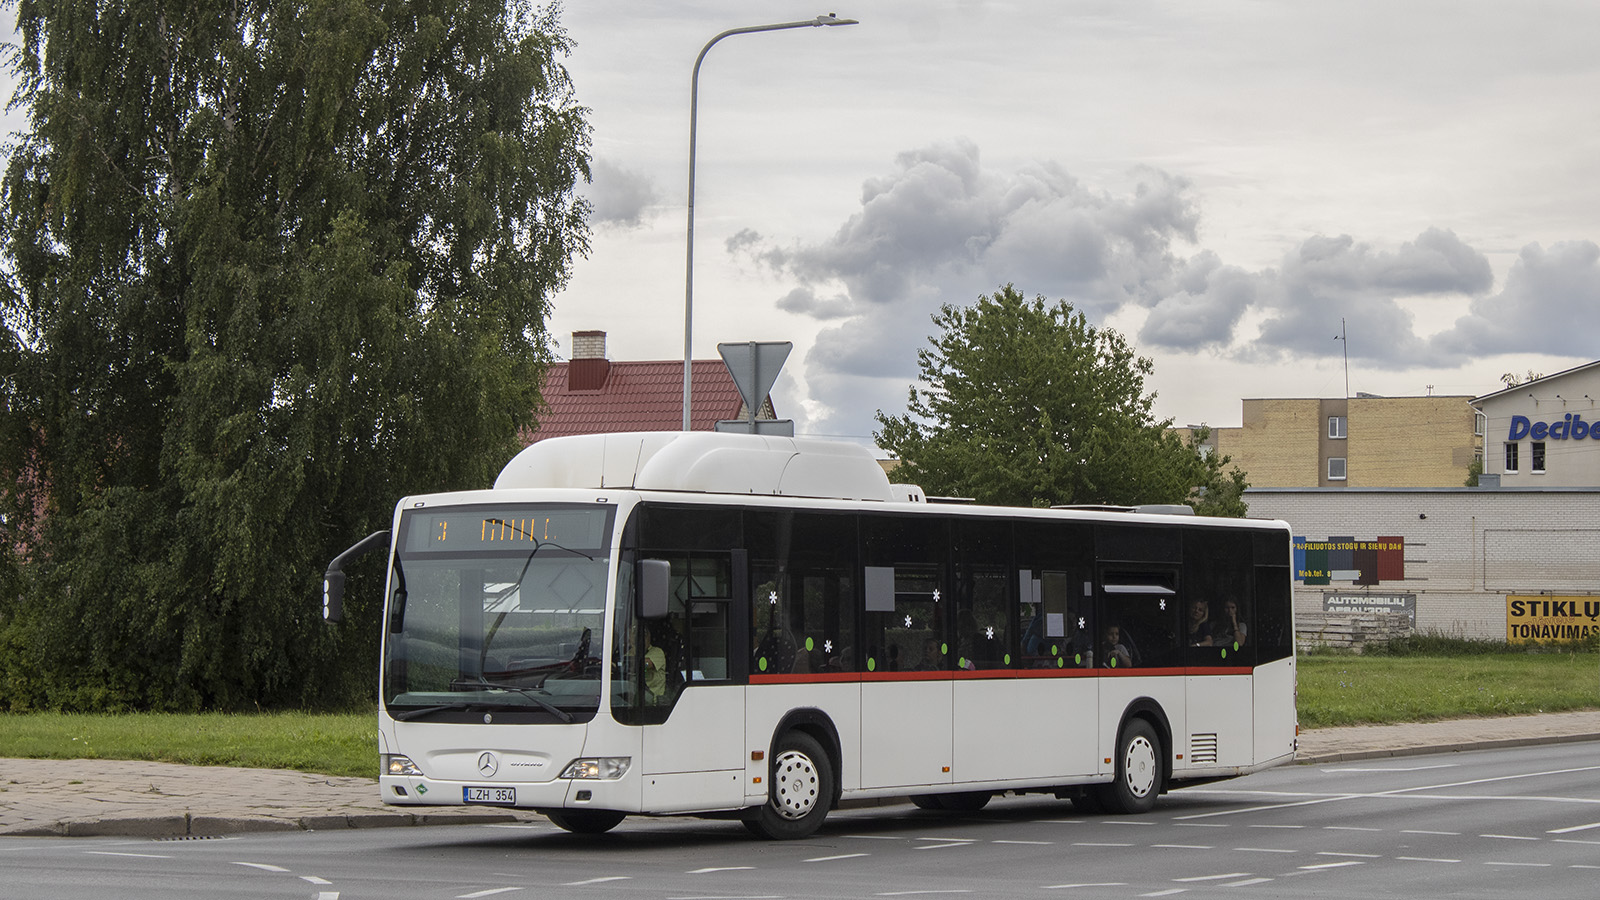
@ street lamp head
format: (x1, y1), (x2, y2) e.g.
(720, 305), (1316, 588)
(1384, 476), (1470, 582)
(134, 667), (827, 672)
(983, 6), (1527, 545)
(815, 13), (859, 26)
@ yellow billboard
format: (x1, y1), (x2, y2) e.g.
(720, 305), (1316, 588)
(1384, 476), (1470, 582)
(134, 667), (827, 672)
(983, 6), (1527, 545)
(1506, 595), (1600, 643)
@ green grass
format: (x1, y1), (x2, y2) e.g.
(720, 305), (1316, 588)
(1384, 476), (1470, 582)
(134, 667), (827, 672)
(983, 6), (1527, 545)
(1, 651), (1595, 775)
(1297, 650), (1599, 728)
(0, 711), (377, 779)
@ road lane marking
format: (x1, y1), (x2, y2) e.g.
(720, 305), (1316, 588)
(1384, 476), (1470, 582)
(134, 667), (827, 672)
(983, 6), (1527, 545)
(316, 894), (338, 900)
(1398, 857), (1460, 863)
(1555, 838), (1600, 846)
(914, 843), (972, 851)
(1402, 829), (1460, 835)
(1072, 842), (1134, 847)
(563, 877), (631, 885)
(1043, 884), (1126, 890)
(992, 840), (1054, 845)
(688, 867), (755, 873)
(457, 890), (522, 899)
(1481, 834), (1538, 841)
(1484, 862), (1549, 867)
(875, 891), (972, 896)
(1172, 822), (1228, 827)
(84, 851), (172, 859)
(301, 876), (333, 885)
(1323, 826), (1381, 832)
(1249, 824), (1303, 829)
(1321, 764), (1456, 772)
(1235, 848), (1296, 854)
(1103, 820), (1155, 826)
(1172, 873), (1251, 882)
(806, 853), (869, 862)
(1224, 878), (1273, 887)
(1138, 890), (1186, 897)
(1317, 852), (1381, 858)
(233, 862), (291, 872)
(914, 836), (977, 842)
(1298, 861), (1365, 870)
(1153, 844), (1214, 849)
(1549, 821), (1600, 834)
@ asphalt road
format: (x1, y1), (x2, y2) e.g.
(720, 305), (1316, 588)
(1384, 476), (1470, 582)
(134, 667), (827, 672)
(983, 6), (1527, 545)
(4, 741), (1597, 900)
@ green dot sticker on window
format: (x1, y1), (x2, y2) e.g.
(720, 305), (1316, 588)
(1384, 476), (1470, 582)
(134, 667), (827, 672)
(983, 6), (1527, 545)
(1057, 658), (1065, 668)
(941, 642), (949, 655)
(1234, 642), (1240, 651)
(805, 637), (814, 651)
(1075, 653), (1082, 665)
(868, 658), (876, 672)
(1051, 644), (1059, 656)
(1220, 648), (1227, 659)
(1004, 653), (1011, 665)
(1110, 657), (1118, 668)
(958, 657), (967, 668)
(759, 657), (767, 672)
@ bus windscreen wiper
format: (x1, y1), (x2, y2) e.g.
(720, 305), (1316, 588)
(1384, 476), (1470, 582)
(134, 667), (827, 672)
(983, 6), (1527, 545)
(449, 680), (575, 724)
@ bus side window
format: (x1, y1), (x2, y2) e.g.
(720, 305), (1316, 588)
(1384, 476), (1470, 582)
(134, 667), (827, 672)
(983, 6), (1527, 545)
(747, 510), (858, 675)
(861, 515), (949, 674)
(953, 519), (1011, 670)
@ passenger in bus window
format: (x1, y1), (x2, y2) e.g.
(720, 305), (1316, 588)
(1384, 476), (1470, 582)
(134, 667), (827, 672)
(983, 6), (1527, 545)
(1217, 599), (1248, 648)
(1100, 625), (1133, 668)
(912, 637), (944, 671)
(1186, 598), (1218, 646)
(643, 627), (666, 702)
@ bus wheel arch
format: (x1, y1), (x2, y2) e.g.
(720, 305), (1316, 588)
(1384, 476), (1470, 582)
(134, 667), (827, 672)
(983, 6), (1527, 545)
(767, 709), (844, 809)
(744, 728), (835, 840)
(1097, 700), (1172, 814)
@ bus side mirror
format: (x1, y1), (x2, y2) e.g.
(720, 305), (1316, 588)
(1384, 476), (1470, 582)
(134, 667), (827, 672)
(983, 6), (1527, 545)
(638, 559), (671, 619)
(323, 571), (346, 624)
(322, 530), (392, 626)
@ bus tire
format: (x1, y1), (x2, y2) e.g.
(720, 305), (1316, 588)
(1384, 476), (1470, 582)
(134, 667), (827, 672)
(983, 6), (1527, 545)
(1095, 718), (1161, 814)
(938, 791), (992, 812)
(546, 809), (626, 834)
(744, 731), (833, 840)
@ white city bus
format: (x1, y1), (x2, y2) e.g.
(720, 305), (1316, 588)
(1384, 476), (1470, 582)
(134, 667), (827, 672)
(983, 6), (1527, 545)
(323, 431), (1297, 839)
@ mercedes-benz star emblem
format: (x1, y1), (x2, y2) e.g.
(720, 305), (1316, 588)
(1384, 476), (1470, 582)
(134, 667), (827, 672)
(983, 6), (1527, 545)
(478, 751), (499, 777)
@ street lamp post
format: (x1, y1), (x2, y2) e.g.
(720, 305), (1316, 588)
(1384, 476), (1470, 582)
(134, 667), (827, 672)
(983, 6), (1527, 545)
(682, 14), (858, 431)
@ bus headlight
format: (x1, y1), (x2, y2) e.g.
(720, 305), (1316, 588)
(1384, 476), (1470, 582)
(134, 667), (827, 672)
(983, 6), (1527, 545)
(560, 757), (631, 780)
(384, 754), (424, 776)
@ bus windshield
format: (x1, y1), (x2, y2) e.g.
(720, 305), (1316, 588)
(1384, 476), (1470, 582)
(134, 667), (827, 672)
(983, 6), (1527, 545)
(383, 504), (616, 723)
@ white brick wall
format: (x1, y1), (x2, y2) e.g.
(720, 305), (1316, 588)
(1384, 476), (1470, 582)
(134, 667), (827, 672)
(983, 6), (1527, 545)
(1244, 488), (1600, 640)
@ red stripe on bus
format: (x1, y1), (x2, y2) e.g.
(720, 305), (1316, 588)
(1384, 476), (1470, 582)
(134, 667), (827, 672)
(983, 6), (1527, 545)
(750, 666), (1255, 685)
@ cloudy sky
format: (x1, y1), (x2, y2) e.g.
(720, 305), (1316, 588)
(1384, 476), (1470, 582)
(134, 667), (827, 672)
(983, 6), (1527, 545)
(554, 0), (1600, 445)
(6, 3), (1598, 447)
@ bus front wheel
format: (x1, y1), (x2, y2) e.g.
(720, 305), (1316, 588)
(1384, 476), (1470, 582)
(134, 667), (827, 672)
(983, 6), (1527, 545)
(547, 809), (625, 834)
(744, 731), (833, 840)
(1094, 718), (1161, 814)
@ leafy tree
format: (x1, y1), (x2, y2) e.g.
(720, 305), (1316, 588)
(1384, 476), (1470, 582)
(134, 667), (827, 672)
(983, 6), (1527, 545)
(0, 0), (590, 710)
(875, 285), (1248, 514)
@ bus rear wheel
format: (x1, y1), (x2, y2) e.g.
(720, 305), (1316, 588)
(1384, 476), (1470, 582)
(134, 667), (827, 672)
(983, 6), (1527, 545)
(546, 809), (625, 834)
(744, 731), (833, 840)
(1094, 718), (1161, 814)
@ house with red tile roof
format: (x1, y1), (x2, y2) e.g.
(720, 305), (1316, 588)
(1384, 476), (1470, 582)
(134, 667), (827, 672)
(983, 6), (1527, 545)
(524, 331), (777, 444)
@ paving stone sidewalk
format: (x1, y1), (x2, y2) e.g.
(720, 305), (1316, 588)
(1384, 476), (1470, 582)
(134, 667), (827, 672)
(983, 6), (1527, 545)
(3, 709), (1597, 838)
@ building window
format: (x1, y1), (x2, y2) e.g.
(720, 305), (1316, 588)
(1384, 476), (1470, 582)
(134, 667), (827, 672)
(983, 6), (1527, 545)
(1532, 441), (1546, 473)
(1328, 416), (1347, 439)
(1504, 442), (1519, 473)
(1328, 457), (1347, 481)
(1474, 412), (1486, 437)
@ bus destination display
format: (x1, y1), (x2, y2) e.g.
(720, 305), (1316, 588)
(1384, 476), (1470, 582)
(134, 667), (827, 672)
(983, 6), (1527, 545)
(406, 508), (609, 553)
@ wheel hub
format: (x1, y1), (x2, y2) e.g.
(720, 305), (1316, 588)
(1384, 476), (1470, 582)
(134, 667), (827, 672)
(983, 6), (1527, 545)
(772, 749), (820, 819)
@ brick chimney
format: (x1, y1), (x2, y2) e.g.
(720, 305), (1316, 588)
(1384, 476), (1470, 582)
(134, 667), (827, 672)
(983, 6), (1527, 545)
(568, 330), (611, 391)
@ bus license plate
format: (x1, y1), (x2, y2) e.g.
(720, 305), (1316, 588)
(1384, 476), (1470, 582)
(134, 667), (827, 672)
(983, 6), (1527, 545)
(464, 786), (516, 805)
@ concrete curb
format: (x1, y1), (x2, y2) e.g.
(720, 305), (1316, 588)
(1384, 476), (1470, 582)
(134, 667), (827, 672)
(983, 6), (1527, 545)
(1295, 730), (1600, 765)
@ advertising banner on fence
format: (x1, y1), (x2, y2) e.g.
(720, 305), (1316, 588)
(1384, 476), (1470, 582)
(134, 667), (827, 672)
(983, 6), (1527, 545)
(1505, 595), (1600, 643)
(1323, 592), (1416, 624)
